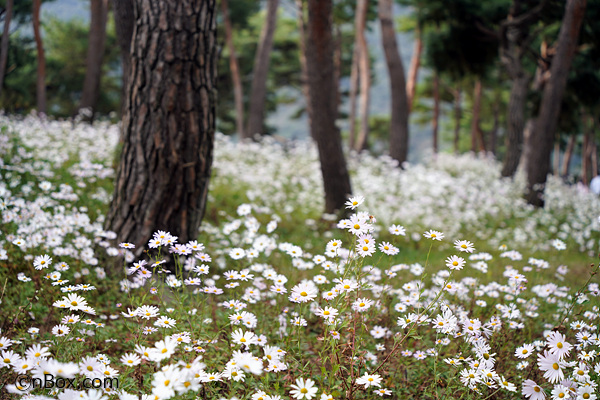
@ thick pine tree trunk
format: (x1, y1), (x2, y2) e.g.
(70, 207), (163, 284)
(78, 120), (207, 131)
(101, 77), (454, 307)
(245, 0), (279, 139)
(406, 27), (422, 111)
(306, 0), (352, 214)
(379, 0), (409, 165)
(32, 0), (46, 114)
(0, 0), (13, 97)
(105, 0), (217, 252)
(561, 134), (576, 177)
(296, 0), (312, 128)
(112, 0), (134, 122)
(78, 0), (109, 120)
(526, 0), (586, 207)
(354, 0), (370, 152)
(221, 0), (245, 137)
(501, 74), (528, 176)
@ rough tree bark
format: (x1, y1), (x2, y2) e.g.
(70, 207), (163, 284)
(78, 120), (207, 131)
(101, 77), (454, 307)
(379, 0), (409, 165)
(112, 0), (134, 119)
(105, 0), (217, 253)
(526, 0), (586, 207)
(0, 0), (13, 97)
(305, 0), (352, 214)
(354, 0), (370, 152)
(406, 27), (422, 111)
(32, 0), (46, 114)
(245, 0), (279, 139)
(78, 0), (109, 120)
(501, 75), (528, 176)
(295, 0), (312, 128)
(221, 0), (245, 137)
(561, 134), (576, 176)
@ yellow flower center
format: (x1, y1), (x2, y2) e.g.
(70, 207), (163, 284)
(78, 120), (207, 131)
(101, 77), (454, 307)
(240, 338), (246, 342)
(71, 301), (78, 306)
(559, 394), (565, 398)
(583, 394), (590, 399)
(300, 291), (308, 297)
(161, 348), (168, 354)
(323, 311), (330, 315)
(452, 261), (458, 266)
(552, 363), (559, 370)
(522, 349), (528, 354)
(301, 388), (308, 393)
(359, 303), (365, 307)
(557, 342), (563, 349)
(164, 380), (170, 386)
(35, 352), (41, 357)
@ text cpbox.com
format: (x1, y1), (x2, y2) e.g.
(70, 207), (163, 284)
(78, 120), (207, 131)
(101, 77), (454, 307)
(15, 374), (119, 391)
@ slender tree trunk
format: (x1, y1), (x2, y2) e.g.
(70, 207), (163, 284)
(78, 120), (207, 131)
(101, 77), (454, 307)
(593, 138), (598, 178)
(489, 96), (500, 155)
(245, 0), (279, 139)
(32, 0), (46, 114)
(379, 0), (409, 165)
(519, 118), (535, 174)
(0, 0), (13, 97)
(348, 44), (359, 149)
(105, 0), (217, 253)
(553, 139), (560, 175)
(501, 75), (528, 176)
(296, 0), (312, 128)
(453, 83), (461, 154)
(470, 79), (484, 153)
(561, 134), (576, 176)
(355, 0), (370, 151)
(582, 129), (591, 185)
(112, 0), (134, 119)
(221, 0), (245, 137)
(78, 0), (109, 120)
(306, 0), (352, 214)
(432, 73), (440, 155)
(406, 27), (422, 111)
(526, 0), (586, 207)
(333, 25), (342, 120)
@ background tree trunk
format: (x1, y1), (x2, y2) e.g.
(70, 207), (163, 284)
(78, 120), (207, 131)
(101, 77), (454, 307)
(489, 96), (500, 155)
(406, 27), (422, 111)
(78, 0), (109, 120)
(561, 134), (576, 176)
(296, 0), (312, 128)
(0, 0), (13, 98)
(221, 0), (245, 137)
(432, 73), (440, 154)
(553, 140), (560, 175)
(348, 44), (359, 149)
(582, 129), (591, 185)
(32, 0), (46, 114)
(453, 83), (461, 154)
(112, 0), (134, 119)
(526, 0), (586, 207)
(501, 75), (528, 176)
(306, 0), (352, 214)
(354, 0), (370, 151)
(470, 79), (484, 153)
(379, 0), (409, 165)
(105, 0), (217, 252)
(245, 0), (279, 139)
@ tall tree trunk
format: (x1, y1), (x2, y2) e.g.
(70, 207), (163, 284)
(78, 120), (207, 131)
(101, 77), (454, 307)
(582, 129), (591, 185)
(245, 0), (279, 139)
(348, 44), (359, 149)
(354, 0), (370, 152)
(406, 27), (422, 111)
(333, 25), (342, 120)
(470, 79), (485, 153)
(78, 0), (109, 120)
(0, 0), (13, 98)
(112, 0), (134, 119)
(453, 83), (461, 154)
(489, 95), (500, 155)
(553, 139), (560, 175)
(306, 0), (352, 213)
(561, 134), (576, 176)
(518, 118), (535, 174)
(432, 73), (440, 155)
(501, 75), (528, 176)
(221, 0), (245, 137)
(105, 0), (217, 253)
(379, 0), (409, 165)
(526, 0), (586, 207)
(32, 0), (46, 114)
(296, 0), (312, 128)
